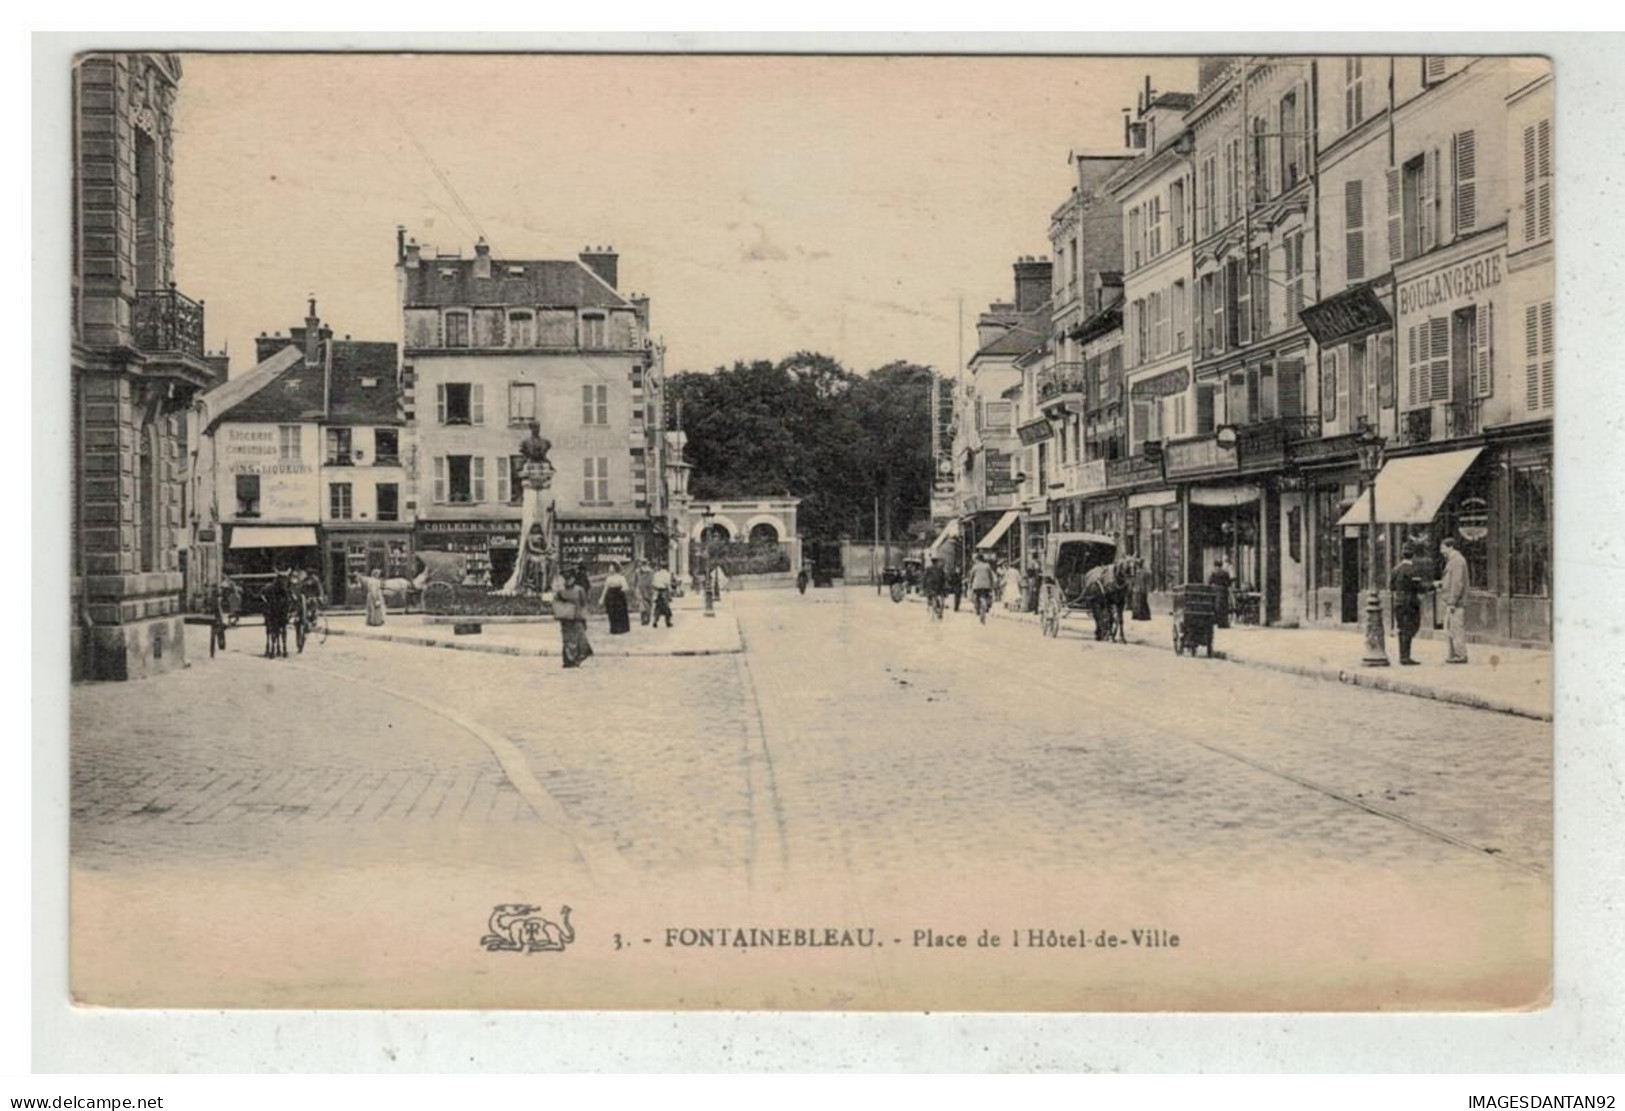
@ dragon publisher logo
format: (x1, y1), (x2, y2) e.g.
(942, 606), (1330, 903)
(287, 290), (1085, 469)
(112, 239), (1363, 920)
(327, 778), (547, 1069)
(481, 904), (575, 954)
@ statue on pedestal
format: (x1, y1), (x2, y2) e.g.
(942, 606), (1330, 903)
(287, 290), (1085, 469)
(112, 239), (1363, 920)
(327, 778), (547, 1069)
(496, 421), (556, 596)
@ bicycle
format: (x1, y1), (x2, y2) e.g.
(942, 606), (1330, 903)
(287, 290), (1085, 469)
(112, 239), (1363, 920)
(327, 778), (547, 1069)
(973, 589), (993, 625)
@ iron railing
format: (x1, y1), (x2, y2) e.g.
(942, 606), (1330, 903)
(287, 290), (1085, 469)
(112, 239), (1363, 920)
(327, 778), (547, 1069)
(133, 284), (206, 358)
(1037, 361), (1086, 403)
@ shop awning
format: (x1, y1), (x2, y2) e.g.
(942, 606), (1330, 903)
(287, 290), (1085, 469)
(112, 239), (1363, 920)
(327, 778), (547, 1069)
(229, 526), (318, 549)
(1190, 485), (1260, 508)
(1337, 447), (1483, 527)
(926, 519), (958, 557)
(976, 509), (1022, 550)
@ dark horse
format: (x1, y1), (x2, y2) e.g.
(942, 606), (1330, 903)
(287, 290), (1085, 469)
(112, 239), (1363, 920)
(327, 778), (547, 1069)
(1081, 558), (1139, 643)
(263, 573), (295, 658)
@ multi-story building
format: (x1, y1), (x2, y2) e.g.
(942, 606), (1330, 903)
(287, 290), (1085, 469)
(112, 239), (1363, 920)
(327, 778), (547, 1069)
(952, 258), (1050, 567)
(1302, 56), (1553, 644)
(1021, 149), (1137, 568)
(72, 53), (226, 680)
(1105, 85), (1199, 598)
(398, 234), (667, 583)
(194, 305), (407, 603)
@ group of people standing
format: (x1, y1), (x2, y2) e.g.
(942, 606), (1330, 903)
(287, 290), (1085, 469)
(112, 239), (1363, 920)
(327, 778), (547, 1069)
(1388, 537), (1473, 666)
(552, 558), (678, 669)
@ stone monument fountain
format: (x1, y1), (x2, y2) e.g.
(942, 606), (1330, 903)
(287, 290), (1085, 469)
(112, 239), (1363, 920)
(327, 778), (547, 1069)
(495, 420), (556, 597)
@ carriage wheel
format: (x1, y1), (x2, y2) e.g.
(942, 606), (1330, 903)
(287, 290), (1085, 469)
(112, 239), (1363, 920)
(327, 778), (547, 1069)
(1172, 621), (1182, 655)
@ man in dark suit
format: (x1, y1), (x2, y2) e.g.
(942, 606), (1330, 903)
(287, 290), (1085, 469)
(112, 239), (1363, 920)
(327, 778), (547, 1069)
(1389, 541), (1425, 665)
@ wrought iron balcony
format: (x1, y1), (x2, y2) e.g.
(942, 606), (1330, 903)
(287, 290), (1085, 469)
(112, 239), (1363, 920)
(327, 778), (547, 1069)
(1280, 415), (1322, 442)
(1445, 397), (1483, 439)
(1398, 408), (1433, 447)
(1037, 361), (1087, 412)
(133, 284), (206, 360)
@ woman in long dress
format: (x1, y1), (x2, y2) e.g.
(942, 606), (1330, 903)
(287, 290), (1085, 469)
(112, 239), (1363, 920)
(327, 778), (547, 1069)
(363, 573), (386, 627)
(554, 568), (593, 668)
(1001, 561), (1023, 611)
(601, 561), (632, 635)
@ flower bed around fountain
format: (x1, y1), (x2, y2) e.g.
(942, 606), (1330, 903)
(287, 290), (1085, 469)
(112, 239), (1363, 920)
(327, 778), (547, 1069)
(422, 582), (555, 617)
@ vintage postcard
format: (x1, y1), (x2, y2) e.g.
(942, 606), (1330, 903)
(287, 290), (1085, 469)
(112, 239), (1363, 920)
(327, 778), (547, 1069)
(66, 51), (1553, 1011)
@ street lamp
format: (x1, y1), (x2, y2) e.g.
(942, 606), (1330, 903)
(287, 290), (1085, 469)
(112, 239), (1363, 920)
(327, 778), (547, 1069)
(699, 508), (717, 618)
(1356, 422), (1389, 667)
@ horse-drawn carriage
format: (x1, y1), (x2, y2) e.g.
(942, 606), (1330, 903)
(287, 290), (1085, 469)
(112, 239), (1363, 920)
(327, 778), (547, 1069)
(1039, 533), (1140, 642)
(219, 572), (323, 657)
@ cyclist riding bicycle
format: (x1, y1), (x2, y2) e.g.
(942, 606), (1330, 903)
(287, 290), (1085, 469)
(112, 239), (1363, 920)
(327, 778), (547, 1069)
(968, 556), (998, 624)
(921, 556), (948, 621)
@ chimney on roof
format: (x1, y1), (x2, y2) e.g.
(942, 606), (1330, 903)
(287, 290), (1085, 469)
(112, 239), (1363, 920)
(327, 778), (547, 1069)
(304, 297), (322, 368)
(1013, 256), (1053, 314)
(396, 225), (406, 264)
(631, 294), (650, 332)
(473, 237), (492, 280)
(403, 239), (421, 270)
(580, 245), (618, 290)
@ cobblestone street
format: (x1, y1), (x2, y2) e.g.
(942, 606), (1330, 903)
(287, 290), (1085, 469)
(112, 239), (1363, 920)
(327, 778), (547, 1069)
(69, 588), (1551, 1010)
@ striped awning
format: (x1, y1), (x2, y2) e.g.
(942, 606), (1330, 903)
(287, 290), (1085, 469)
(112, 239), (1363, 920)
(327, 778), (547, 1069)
(976, 510), (1022, 550)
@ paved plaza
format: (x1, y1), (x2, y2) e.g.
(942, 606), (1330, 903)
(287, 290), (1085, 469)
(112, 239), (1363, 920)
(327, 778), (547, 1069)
(69, 586), (1551, 1010)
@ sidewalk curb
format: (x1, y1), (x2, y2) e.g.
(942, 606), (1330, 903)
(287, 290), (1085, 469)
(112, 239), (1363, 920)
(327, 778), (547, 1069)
(325, 623), (744, 658)
(909, 594), (1551, 722)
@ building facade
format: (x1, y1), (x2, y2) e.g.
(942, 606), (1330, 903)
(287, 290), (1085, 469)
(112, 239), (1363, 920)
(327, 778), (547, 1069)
(195, 306), (407, 604)
(72, 53), (226, 680)
(399, 235), (668, 584)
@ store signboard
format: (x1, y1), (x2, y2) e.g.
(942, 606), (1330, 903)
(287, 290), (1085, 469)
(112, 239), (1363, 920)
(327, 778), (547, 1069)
(985, 451), (1020, 496)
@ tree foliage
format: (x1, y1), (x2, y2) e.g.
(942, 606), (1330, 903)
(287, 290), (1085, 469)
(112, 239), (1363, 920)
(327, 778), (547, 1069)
(666, 352), (936, 542)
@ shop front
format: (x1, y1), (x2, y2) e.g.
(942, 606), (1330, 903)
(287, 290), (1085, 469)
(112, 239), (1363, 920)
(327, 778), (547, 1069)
(415, 519), (522, 589)
(224, 524), (321, 578)
(1123, 489), (1181, 597)
(324, 526), (415, 606)
(556, 516), (652, 574)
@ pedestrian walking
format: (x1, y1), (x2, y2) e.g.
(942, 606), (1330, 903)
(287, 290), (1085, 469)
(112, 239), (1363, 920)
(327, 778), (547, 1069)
(362, 572), (386, 627)
(1131, 558), (1152, 622)
(921, 556), (948, 621)
(1024, 559), (1041, 613)
(1207, 558), (1233, 629)
(601, 561), (632, 635)
(633, 559), (655, 626)
(651, 564), (675, 628)
(1038, 574), (1063, 637)
(1436, 537), (1471, 663)
(1000, 560), (1023, 611)
(554, 565), (594, 668)
(1389, 541), (1425, 665)
(969, 557), (997, 623)
(948, 565), (964, 612)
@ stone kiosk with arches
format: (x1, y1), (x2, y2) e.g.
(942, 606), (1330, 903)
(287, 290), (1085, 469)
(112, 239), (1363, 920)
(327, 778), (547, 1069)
(679, 498), (802, 590)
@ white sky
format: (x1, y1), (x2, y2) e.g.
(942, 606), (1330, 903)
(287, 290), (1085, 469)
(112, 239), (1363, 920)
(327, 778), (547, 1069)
(172, 53), (1197, 378)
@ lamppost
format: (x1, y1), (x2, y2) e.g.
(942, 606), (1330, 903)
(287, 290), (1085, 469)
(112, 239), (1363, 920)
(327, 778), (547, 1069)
(699, 507), (717, 618)
(1356, 422), (1389, 667)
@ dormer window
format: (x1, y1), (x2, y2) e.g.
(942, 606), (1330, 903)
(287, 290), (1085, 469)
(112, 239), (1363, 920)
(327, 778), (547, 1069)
(582, 313), (607, 349)
(507, 311), (534, 348)
(444, 310), (470, 348)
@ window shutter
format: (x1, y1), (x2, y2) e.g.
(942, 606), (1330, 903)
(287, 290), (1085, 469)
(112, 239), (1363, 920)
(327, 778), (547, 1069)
(472, 456), (485, 502)
(1474, 303), (1494, 399)
(1334, 349), (1349, 426)
(1524, 305), (1540, 412)
(1375, 334), (1395, 411)
(1536, 119), (1552, 240)
(1322, 348), (1339, 422)
(1429, 317), (1450, 402)
(1539, 301), (1554, 410)
(496, 458), (510, 504)
(436, 383), (447, 425)
(1345, 179), (1365, 282)
(1453, 130), (1477, 236)
(1424, 56), (1447, 84)
(1236, 261), (1251, 347)
(1421, 149), (1438, 252)
(433, 456), (445, 503)
(1523, 124), (1539, 243)
(471, 384), (485, 425)
(1406, 325), (1419, 409)
(583, 384), (593, 424)
(1387, 168), (1402, 262)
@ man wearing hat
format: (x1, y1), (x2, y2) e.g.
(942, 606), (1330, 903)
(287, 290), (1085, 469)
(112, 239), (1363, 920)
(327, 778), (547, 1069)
(1389, 540), (1426, 666)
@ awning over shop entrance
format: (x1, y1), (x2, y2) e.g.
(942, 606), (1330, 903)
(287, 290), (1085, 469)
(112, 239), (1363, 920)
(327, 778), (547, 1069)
(229, 525), (318, 549)
(926, 519), (957, 557)
(976, 509), (1021, 550)
(1189, 485), (1260, 508)
(1337, 447), (1483, 526)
